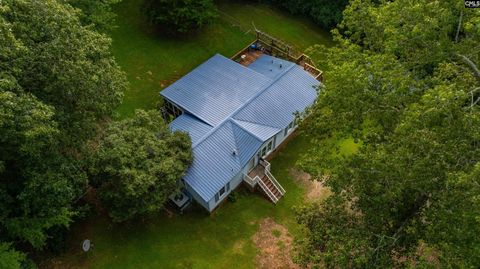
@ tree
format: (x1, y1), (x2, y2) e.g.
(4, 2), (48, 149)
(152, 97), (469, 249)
(297, 0), (480, 267)
(339, 0), (478, 76)
(0, 83), (84, 249)
(91, 110), (192, 222)
(142, 0), (217, 34)
(263, 0), (349, 29)
(0, 0), (125, 259)
(0, 243), (26, 269)
(298, 63), (480, 267)
(67, 0), (122, 31)
(2, 0), (126, 147)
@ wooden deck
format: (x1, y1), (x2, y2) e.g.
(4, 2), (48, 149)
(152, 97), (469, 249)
(230, 30), (324, 81)
(237, 50), (263, 67)
(248, 164), (265, 179)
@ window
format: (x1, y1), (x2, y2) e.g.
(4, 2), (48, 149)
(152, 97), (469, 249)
(215, 183), (229, 204)
(219, 186), (226, 197)
(284, 121), (294, 136)
(267, 141), (272, 152)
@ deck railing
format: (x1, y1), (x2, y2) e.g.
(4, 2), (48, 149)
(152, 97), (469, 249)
(243, 172), (278, 203)
(260, 160), (286, 195)
(230, 30), (324, 82)
(243, 173), (259, 188)
(243, 159), (286, 204)
(231, 40), (257, 62)
(258, 177), (279, 203)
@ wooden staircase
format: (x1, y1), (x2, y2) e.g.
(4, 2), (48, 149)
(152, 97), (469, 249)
(260, 175), (283, 202)
(243, 160), (286, 204)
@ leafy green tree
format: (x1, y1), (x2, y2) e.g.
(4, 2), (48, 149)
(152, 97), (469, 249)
(142, 0), (217, 34)
(2, 0), (126, 147)
(298, 63), (480, 267)
(340, 0), (478, 75)
(67, 0), (122, 31)
(91, 110), (192, 222)
(0, 85), (85, 249)
(0, 0), (125, 257)
(297, 1), (480, 267)
(0, 243), (26, 269)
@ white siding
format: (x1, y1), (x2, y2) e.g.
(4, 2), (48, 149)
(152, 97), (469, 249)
(185, 182), (209, 211)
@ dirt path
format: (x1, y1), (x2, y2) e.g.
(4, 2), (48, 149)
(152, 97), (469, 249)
(252, 218), (299, 269)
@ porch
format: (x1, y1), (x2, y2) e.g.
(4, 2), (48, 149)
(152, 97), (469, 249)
(244, 159), (286, 204)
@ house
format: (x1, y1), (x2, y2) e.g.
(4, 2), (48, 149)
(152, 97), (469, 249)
(160, 53), (321, 212)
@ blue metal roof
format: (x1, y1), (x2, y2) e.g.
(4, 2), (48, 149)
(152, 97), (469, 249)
(248, 54), (294, 80)
(231, 121), (263, 166)
(160, 54), (271, 127)
(161, 54), (320, 202)
(169, 114), (212, 145)
(233, 65), (319, 129)
(232, 119), (281, 141)
(184, 121), (239, 201)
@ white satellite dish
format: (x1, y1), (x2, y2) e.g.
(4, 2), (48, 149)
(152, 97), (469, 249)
(82, 239), (91, 252)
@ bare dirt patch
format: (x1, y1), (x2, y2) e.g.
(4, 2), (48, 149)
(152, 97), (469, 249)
(252, 218), (298, 269)
(289, 168), (331, 202)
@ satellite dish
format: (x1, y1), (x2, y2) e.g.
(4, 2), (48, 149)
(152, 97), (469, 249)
(82, 239), (91, 252)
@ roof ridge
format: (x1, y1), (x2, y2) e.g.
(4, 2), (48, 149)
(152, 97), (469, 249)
(230, 119), (264, 142)
(232, 118), (282, 131)
(191, 56), (297, 148)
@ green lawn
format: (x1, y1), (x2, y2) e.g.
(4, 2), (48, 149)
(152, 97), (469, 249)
(49, 135), (313, 269)
(111, 0), (333, 118)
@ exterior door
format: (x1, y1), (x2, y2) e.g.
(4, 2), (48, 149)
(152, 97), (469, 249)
(247, 155), (257, 172)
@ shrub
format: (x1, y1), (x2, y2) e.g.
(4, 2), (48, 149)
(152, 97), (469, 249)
(143, 0), (218, 34)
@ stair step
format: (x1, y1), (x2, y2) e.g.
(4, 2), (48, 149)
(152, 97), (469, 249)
(258, 173), (284, 202)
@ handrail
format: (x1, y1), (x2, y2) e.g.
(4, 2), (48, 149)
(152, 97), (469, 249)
(231, 40), (257, 61)
(266, 170), (286, 195)
(258, 178), (279, 203)
(243, 173), (257, 188)
(262, 160), (286, 195)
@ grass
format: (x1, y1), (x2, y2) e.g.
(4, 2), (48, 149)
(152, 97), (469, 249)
(111, 0), (334, 118)
(49, 135), (314, 269)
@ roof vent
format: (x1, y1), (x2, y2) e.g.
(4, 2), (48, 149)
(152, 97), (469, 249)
(232, 149), (238, 156)
(280, 64), (283, 68)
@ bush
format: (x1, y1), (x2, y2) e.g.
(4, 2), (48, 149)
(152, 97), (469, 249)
(260, 0), (349, 29)
(143, 0), (218, 34)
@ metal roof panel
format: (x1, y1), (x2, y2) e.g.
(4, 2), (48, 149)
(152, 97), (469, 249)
(160, 54), (272, 126)
(169, 114), (212, 145)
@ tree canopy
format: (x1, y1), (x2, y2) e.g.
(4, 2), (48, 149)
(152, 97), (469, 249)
(90, 110), (192, 222)
(297, 0), (480, 267)
(67, 0), (122, 31)
(0, 0), (126, 263)
(261, 0), (349, 29)
(142, 0), (218, 34)
(0, 243), (26, 269)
